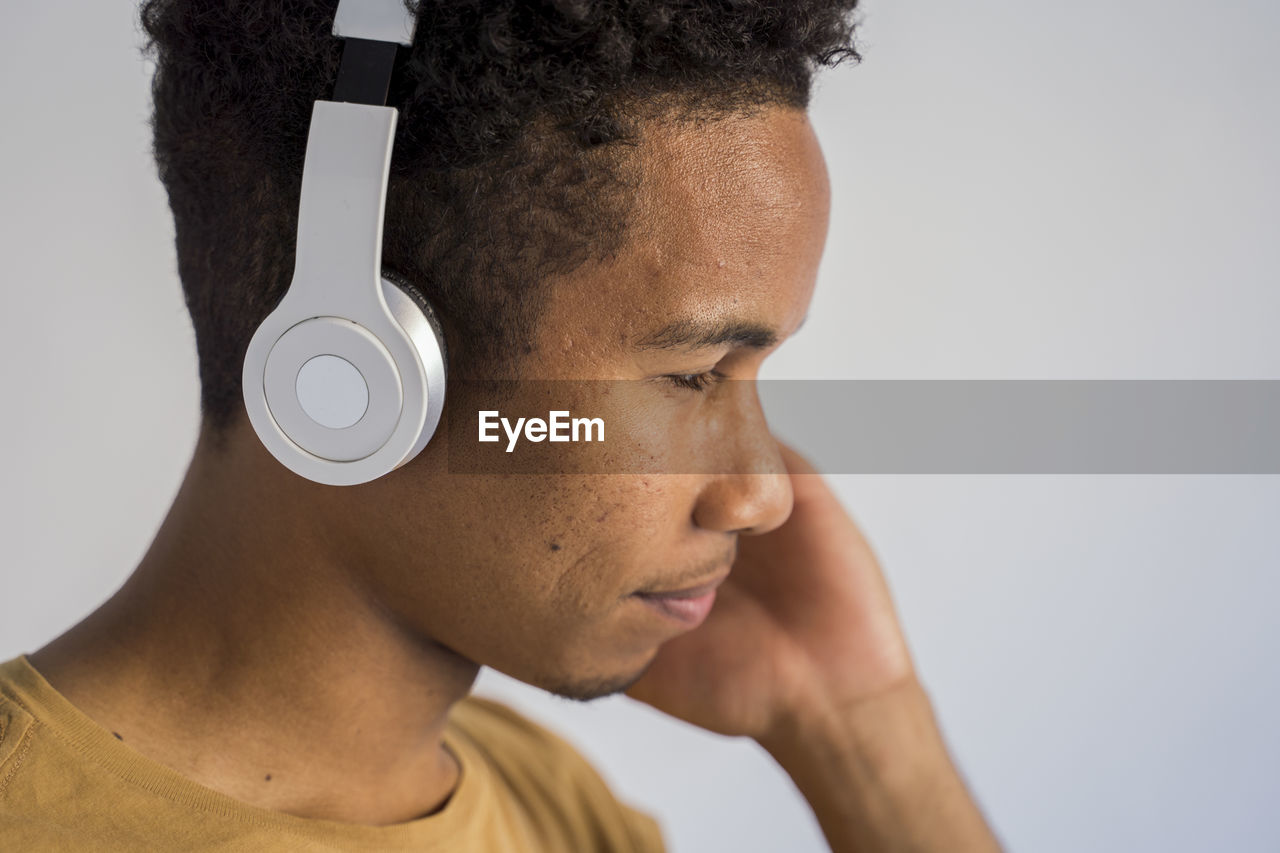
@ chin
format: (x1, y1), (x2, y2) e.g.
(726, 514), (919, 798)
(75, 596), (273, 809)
(529, 653), (656, 703)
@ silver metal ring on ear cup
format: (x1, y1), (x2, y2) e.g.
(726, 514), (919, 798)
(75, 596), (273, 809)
(383, 270), (448, 375)
(380, 274), (448, 468)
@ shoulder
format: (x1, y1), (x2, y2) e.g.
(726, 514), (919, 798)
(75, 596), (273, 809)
(448, 694), (666, 852)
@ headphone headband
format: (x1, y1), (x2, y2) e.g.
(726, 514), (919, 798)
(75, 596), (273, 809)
(241, 1), (448, 486)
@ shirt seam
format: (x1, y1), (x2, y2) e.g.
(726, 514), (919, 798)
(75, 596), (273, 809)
(0, 715), (35, 798)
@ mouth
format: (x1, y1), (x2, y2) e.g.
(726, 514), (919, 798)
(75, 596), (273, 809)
(632, 569), (729, 629)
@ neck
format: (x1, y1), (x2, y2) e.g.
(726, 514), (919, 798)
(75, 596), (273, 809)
(29, 421), (479, 825)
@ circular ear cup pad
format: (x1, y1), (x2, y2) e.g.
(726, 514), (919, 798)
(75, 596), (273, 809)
(381, 270), (448, 377)
(378, 270), (449, 468)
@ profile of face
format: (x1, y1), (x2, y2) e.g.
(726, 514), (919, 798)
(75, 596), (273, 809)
(325, 105), (830, 700)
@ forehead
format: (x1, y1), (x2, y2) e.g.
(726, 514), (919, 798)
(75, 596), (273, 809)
(535, 106), (830, 361)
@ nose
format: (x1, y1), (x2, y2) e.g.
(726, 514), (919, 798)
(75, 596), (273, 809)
(690, 385), (795, 536)
(692, 464), (794, 535)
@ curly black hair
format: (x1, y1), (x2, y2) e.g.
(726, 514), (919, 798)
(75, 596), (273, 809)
(138, 0), (862, 437)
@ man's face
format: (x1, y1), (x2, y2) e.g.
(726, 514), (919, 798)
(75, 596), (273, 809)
(358, 105), (830, 699)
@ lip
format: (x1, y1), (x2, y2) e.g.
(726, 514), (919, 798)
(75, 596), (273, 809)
(633, 570), (728, 628)
(635, 589), (718, 628)
(640, 570), (728, 599)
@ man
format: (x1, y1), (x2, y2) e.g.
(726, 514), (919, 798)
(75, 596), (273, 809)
(0, 0), (1002, 850)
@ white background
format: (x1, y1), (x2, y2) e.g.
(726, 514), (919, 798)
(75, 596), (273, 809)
(2, 1), (1278, 851)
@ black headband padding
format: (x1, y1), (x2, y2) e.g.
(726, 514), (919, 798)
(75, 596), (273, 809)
(332, 37), (399, 106)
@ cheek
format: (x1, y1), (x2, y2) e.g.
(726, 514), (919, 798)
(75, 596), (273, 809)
(374, 473), (702, 677)
(527, 477), (685, 608)
(418, 475), (680, 609)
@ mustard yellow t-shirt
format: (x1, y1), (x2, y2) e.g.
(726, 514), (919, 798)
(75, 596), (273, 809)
(0, 656), (665, 851)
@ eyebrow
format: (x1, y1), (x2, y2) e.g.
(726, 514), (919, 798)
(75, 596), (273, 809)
(632, 312), (808, 352)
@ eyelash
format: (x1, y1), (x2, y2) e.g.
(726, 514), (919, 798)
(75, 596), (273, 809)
(664, 369), (727, 393)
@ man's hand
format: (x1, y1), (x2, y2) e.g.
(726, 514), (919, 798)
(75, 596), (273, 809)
(624, 438), (915, 741)
(625, 439), (1003, 852)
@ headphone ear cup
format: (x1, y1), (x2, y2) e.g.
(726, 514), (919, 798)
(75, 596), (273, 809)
(381, 270), (448, 377)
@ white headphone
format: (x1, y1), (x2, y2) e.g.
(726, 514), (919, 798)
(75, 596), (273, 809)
(241, 0), (447, 486)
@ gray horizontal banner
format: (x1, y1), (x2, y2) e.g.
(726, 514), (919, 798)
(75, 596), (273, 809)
(443, 380), (1280, 474)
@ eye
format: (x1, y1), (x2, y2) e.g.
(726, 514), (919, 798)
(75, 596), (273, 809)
(664, 369), (727, 393)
